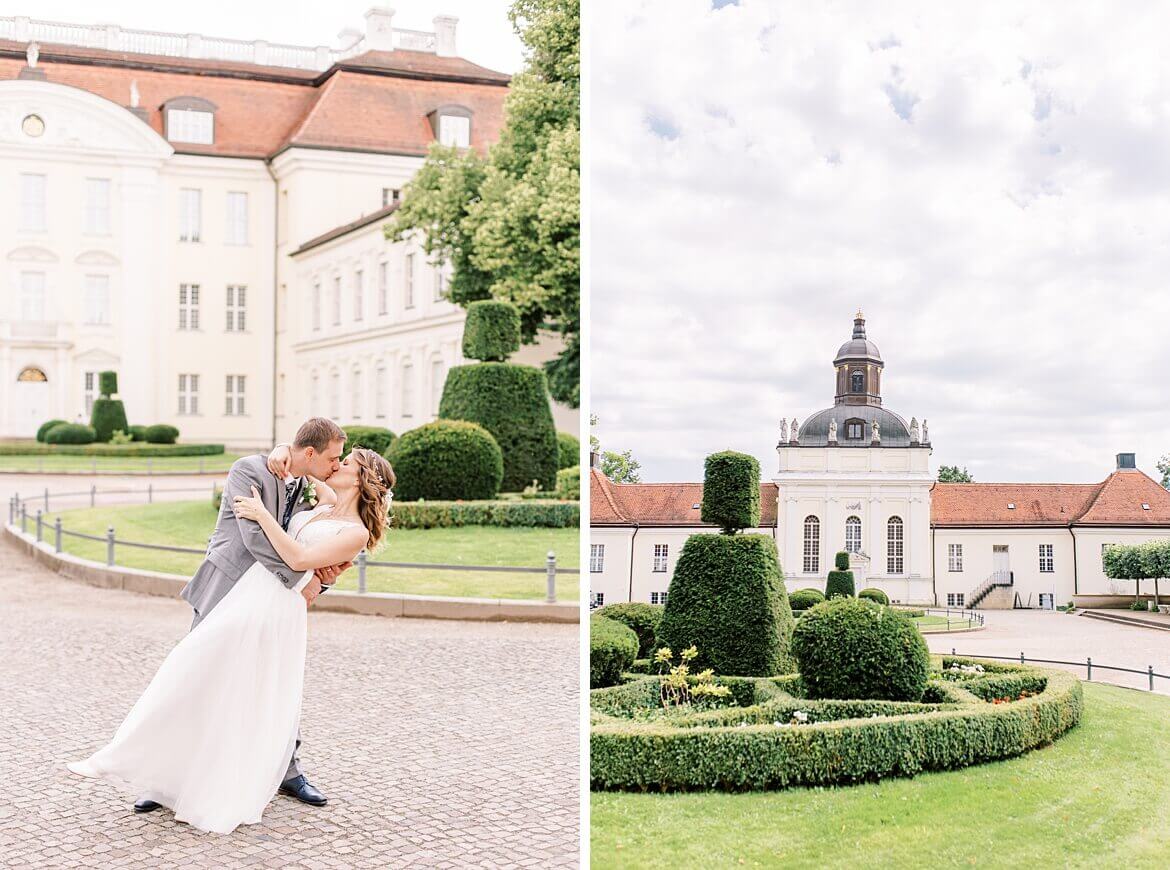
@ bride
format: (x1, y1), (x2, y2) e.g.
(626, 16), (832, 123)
(68, 447), (396, 834)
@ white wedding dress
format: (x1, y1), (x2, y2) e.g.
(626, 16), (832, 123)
(68, 505), (353, 834)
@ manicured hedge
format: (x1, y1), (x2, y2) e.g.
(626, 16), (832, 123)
(0, 442), (224, 457)
(341, 425), (396, 458)
(658, 533), (794, 676)
(595, 603), (664, 658)
(859, 588), (890, 605)
(825, 567), (855, 598)
(788, 588), (825, 611)
(144, 424), (180, 444)
(462, 300), (522, 362)
(556, 466), (580, 499)
(388, 499), (579, 529)
(91, 398), (129, 443)
(128, 425), (147, 442)
(387, 420), (503, 501)
(700, 451), (760, 533)
(793, 598), (929, 701)
(591, 616), (639, 689)
(98, 371), (118, 396)
(439, 363), (558, 493)
(557, 431), (580, 470)
(590, 663), (1083, 790)
(45, 423), (96, 445)
(36, 420), (67, 443)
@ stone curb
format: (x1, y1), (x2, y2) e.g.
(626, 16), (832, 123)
(3, 525), (579, 624)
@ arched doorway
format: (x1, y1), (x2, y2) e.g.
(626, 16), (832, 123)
(14, 366), (50, 437)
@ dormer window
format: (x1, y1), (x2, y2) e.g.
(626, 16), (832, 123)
(428, 105), (472, 148)
(850, 370), (864, 393)
(845, 418), (864, 440)
(163, 97), (217, 145)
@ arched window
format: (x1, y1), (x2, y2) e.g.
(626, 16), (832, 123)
(803, 515), (820, 574)
(851, 370), (864, 393)
(17, 366), (47, 382)
(845, 515), (861, 553)
(887, 516), (904, 574)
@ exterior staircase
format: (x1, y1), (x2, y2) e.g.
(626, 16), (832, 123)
(968, 570), (1014, 609)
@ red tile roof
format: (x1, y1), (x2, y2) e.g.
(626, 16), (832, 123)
(590, 468), (778, 527)
(1075, 471), (1170, 526)
(0, 41), (508, 159)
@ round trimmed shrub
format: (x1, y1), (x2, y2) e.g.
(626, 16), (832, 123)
(461, 300), (522, 362)
(556, 466), (580, 499)
(143, 424), (179, 444)
(700, 451), (761, 533)
(90, 398), (128, 443)
(792, 597), (930, 701)
(595, 603), (663, 659)
(590, 615), (638, 689)
(341, 425), (396, 458)
(859, 587), (890, 605)
(36, 419), (67, 443)
(789, 588), (825, 611)
(557, 431), (580, 470)
(387, 420), (503, 501)
(658, 533), (794, 676)
(439, 363), (558, 493)
(128, 425), (148, 442)
(45, 423), (96, 445)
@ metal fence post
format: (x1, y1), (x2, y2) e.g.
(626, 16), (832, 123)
(1150, 665), (1155, 692)
(546, 551), (556, 603)
(91, 457), (97, 474)
(8, 496), (14, 525)
(1087, 657), (1092, 681)
(90, 484), (96, 507)
(357, 550), (367, 594)
(21, 504), (27, 534)
(147, 457), (153, 474)
(199, 456), (205, 474)
(43, 487), (49, 512)
(1020, 651), (1026, 665)
(35, 509), (42, 543)
(106, 526), (115, 567)
(148, 483), (153, 504)
(54, 516), (62, 553)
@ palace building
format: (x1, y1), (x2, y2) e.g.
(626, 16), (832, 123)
(0, 12), (576, 446)
(590, 314), (1170, 609)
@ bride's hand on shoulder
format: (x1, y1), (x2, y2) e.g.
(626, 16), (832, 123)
(232, 485), (266, 522)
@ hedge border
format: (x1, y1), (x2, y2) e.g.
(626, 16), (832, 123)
(0, 443), (224, 457)
(390, 499), (579, 529)
(590, 657), (1082, 791)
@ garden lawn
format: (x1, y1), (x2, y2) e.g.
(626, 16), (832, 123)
(913, 614), (979, 632)
(0, 452), (242, 473)
(591, 682), (1170, 869)
(40, 501), (578, 600)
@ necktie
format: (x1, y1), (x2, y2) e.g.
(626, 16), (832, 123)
(281, 480), (298, 530)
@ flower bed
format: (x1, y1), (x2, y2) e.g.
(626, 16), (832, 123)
(590, 656), (1082, 791)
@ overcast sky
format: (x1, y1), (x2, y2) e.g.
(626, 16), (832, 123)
(21, 1), (522, 73)
(587, 0), (1170, 486)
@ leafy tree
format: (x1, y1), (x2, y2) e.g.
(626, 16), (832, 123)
(387, 0), (580, 408)
(937, 464), (974, 483)
(590, 414), (641, 483)
(1157, 454), (1170, 489)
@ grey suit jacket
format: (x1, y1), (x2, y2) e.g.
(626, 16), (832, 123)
(181, 454), (314, 620)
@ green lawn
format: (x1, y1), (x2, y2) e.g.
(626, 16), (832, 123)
(913, 614), (979, 632)
(0, 452), (243, 472)
(39, 500), (578, 600)
(591, 683), (1170, 868)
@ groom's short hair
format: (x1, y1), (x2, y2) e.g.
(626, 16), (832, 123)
(293, 417), (346, 452)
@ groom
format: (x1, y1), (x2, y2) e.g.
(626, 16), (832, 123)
(132, 417), (351, 815)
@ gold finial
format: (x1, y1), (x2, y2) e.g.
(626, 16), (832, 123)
(855, 309), (864, 320)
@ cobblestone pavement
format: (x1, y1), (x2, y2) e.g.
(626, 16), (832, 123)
(927, 608), (1170, 695)
(0, 535), (580, 868)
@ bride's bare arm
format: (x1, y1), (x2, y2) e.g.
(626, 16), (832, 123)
(232, 487), (367, 571)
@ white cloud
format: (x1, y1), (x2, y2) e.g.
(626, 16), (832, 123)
(587, 0), (1170, 485)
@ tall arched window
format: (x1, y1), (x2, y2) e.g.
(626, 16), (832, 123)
(845, 515), (861, 553)
(887, 516), (904, 574)
(803, 515), (820, 574)
(851, 370), (864, 393)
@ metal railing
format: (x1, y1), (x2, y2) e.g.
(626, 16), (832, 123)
(968, 569), (1013, 609)
(8, 488), (577, 603)
(897, 606), (985, 629)
(947, 649), (1170, 693)
(0, 454), (233, 474)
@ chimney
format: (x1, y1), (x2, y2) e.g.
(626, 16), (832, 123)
(1116, 452), (1136, 471)
(434, 15), (458, 56)
(364, 7), (396, 52)
(589, 447), (602, 470)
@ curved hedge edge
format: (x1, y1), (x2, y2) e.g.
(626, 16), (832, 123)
(590, 666), (1083, 791)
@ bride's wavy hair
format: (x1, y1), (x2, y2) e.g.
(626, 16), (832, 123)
(349, 448), (396, 551)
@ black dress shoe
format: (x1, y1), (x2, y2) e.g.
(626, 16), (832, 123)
(278, 775), (327, 806)
(133, 798), (162, 813)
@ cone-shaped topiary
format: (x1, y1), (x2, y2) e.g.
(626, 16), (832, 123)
(90, 369), (128, 442)
(792, 597), (930, 701)
(825, 551), (855, 598)
(700, 451), (761, 534)
(387, 419), (503, 501)
(461, 300), (521, 362)
(657, 533), (794, 676)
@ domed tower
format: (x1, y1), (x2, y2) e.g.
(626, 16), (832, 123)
(834, 311), (883, 407)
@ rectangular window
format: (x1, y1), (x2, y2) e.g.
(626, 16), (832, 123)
(431, 358), (445, 416)
(224, 375), (245, 416)
(329, 371), (341, 420)
(382, 187), (400, 207)
(167, 108), (214, 144)
(404, 253), (415, 308)
(378, 262), (389, 315)
(439, 114), (471, 147)
(178, 284), (200, 330)
(947, 593), (965, 607)
(178, 373), (199, 415)
(84, 275), (110, 325)
(948, 543), (963, 572)
(225, 285), (246, 332)
(83, 372), (97, 416)
(225, 192), (248, 245)
(401, 361), (415, 419)
(846, 421), (863, 440)
(1039, 543), (1054, 573)
(179, 188), (201, 242)
(20, 173), (46, 232)
(593, 592), (605, 608)
(652, 543), (669, 573)
(19, 271), (46, 321)
(590, 544), (605, 573)
(84, 178), (111, 235)
(351, 370), (362, 420)
(650, 591), (669, 605)
(434, 262), (446, 301)
(312, 283), (321, 331)
(332, 276), (342, 325)
(353, 270), (363, 321)
(375, 364), (387, 418)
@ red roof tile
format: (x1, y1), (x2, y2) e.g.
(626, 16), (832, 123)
(1077, 471), (1170, 526)
(590, 469), (778, 527)
(929, 482), (1101, 526)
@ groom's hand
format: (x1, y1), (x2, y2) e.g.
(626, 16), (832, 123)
(314, 561), (352, 591)
(267, 443), (293, 477)
(301, 576), (324, 606)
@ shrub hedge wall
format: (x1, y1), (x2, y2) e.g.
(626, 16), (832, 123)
(0, 443), (224, 457)
(36, 420), (67, 443)
(591, 616), (639, 689)
(144, 424), (180, 444)
(594, 603), (664, 659)
(388, 499), (578, 529)
(700, 450), (760, 533)
(44, 423), (96, 445)
(386, 420), (503, 501)
(341, 425), (396, 458)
